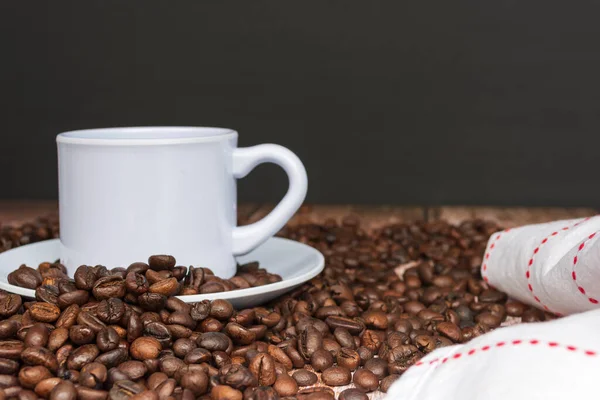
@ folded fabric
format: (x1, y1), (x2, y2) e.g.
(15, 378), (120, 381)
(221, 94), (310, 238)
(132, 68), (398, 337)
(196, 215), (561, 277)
(481, 215), (600, 316)
(386, 309), (600, 400)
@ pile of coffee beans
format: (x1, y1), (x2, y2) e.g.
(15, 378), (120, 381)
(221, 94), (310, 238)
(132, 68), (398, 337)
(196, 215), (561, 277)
(0, 216), (59, 253)
(0, 216), (553, 400)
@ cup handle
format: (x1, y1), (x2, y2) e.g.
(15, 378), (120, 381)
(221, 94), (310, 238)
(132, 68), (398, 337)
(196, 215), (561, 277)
(232, 144), (308, 255)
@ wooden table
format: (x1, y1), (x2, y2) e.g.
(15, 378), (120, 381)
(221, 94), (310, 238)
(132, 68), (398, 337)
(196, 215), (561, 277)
(1, 201), (596, 228)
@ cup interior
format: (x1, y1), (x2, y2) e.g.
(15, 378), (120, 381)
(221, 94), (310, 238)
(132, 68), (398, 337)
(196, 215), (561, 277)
(57, 127), (236, 144)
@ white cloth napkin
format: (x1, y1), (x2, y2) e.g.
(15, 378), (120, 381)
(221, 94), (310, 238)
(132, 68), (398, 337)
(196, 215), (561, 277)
(480, 215), (600, 316)
(386, 309), (600, 400)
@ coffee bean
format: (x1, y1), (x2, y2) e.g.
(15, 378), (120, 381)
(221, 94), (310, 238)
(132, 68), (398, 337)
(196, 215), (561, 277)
(24, 323), (48, 348)
(380, 374), (401, 393)
(475, 312), (502, 328)
(93, 276), (126, 301)
(48, 327), (68, 351)
(8, 266), (42, 289)
(19, 366), (52, 389)
(218, 364), (255, 390)
(339, 388), (369, 400)
(67, 344), (99, 370)
(75, 387), (108, 400)
(353, 368), (379, 392)
(57, 290), (89, 308)
(97, 327), (120, 352)
(505, 301), (526, 317)
(310, 348), (333, 372)
(324, 316), (364, 335)
(291, 369), (317, 387)
(336, 347), (360, 371)
(34, 377), (62, 398)
(0, 358), (19, 375)
(49, 381), (77, 400)
(298, 326), (322, 361)
(479, 289), (507, 303)
(108, 380), (144, 400)
(130, 337), (161, 360)
(321, 366), (351, 386)
(21, 346), (58, 372)
(116, 361), (146, 381)
(69, 325), (95, 345)
(29, 303), (60, 323)
(210, 385), (242, 400)
(364, 358), (387, 380)
(248, 353), (276, 386)
(209, 300), (234, 321)
(522, 308), (545, 322)
(436, 321), (462, 342)
(97, 299), (125, 324)
(196, 332), (230, 353)
(137, 293), (167, 312)
(273, 374), (298, 397)
(0, 320), (19, 340)
(79, 362), (107, 388)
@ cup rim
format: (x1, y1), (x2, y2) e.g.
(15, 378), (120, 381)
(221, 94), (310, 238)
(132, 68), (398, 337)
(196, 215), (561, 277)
(56, 126), (238, 145)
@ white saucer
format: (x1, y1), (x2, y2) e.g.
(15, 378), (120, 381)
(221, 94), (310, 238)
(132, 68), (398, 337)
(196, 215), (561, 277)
(0, 237), (324, 308)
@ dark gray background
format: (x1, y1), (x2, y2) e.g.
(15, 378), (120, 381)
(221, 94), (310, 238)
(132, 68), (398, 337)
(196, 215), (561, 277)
(1, 1), (599, 206)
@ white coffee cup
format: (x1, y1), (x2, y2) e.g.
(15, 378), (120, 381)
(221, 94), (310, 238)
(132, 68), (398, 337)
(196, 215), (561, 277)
(56, 126), (308, 277)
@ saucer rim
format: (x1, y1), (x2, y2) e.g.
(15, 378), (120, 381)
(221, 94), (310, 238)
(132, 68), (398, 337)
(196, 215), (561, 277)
(0, 237), (325, 302)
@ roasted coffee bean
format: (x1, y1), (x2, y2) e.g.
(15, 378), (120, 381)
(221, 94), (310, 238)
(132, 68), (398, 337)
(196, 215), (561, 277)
(108, 380), (144, 400)
(0, 320), (19, 340)
(49, 381), (77, 400)
(298, 326), (322, 361)
(209, 300), (234, 321)
(21, 347), (58, 372)
(116, 361), (146, 381)
(321, 366), (351, 386)
(55, 305), (79, 329)
(248, 353), (276, 386)
(380, 374), (401, 393)
(339, 388), (369, 400)
(67, 344), (99, 370)
(179, 371), (209, 396)
(75, 386), (108, 400)
(77, 311), (106, 333)
(93, 276), (126, 300)
(291, 370), (318, 389)
(522, 308), (545, 322)
(130, 337), (161, 360)
(124, 273), (149, 295)
(97, 327), (120, 352)
(79, 363), (107, 388)
(273, 374), (298, 397)
(333, 328), (355, 349)
(48, 327), (69, 351)
(218, 364), (256, 390)
(137, 293), (167, 312)
(0, 358), (19, 375)
(148, 255), (176, 271)
(211, 385), (242, 400)
(34, 377), (62, 398)
(197, 332), (230, 353)
(24, 323), (48, 348)
(336, 347), (360, 371)
(8, 266), (42, 289)
(479, 289), (507, 303)
(505, 301), (526, 317)
(19, 366), (52, 389)
(69, 325), (95, 345)
(97, 299), (125, 324)
(29, 303), (60, 323)
(310, 348), (333, 372)
(364, 358), (387, 380)
(57, 291), (89, 308)
(436, 321), (462, 342)
(353, 368), (379, 392)
(475, 312), (502, 328)
(324, 316), (364, 335)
